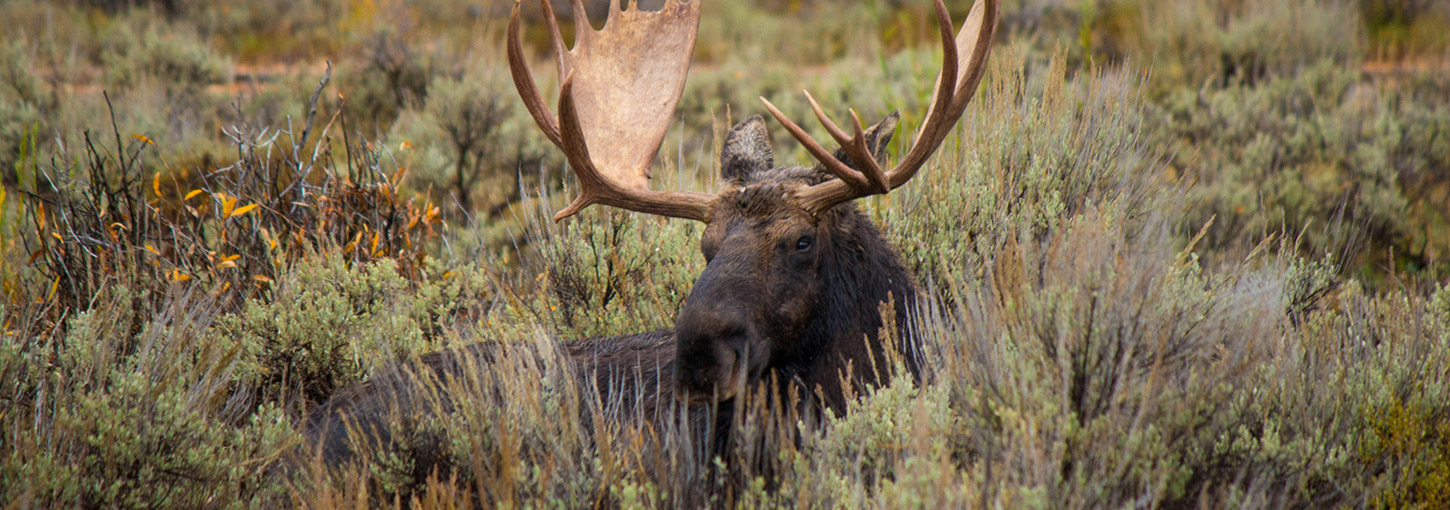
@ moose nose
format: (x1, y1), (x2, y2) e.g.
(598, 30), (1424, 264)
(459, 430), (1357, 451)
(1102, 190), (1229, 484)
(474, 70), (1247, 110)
(674, 304), (750, 401)
(675, 337), (743, 402)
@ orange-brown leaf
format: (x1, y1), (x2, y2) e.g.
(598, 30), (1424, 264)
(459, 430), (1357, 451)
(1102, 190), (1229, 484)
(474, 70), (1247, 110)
(221, 196), (238, 217)
(229, 203), (259, 218)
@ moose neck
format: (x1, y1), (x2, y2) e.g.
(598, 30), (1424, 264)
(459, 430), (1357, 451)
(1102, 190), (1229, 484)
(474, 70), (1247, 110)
(777, 205), (917, 412)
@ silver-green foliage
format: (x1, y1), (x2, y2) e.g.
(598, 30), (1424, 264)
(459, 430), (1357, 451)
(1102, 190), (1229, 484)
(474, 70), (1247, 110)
(0, 287), (296, 508)
(882, 47), (1174, 292)
(0, 42), (47, 170)
(99, 13), (233, 90)
(526, 209), (707, 341)
(1164, 60), (1450, 272)
(214, 254), (492, 404)
(1126, 0), (1363, 91)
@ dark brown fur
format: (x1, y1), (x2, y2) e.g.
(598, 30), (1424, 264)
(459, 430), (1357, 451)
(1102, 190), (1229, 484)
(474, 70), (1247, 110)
(675, 113), (917, 412)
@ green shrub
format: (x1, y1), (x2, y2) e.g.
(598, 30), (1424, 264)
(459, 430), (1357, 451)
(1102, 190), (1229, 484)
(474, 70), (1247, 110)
(1215, 286), (1450, 507)
(387, 62), (552, 220)
(1112, 0), (1364, 92)
(99, 14), (232, 90)
(1, 64), (448, 337)
(783, 374), (965, 508)
(1361, 392), (1450, 509)
(522, 208), (706, 341)
(1285, 255), (1341, 318)
(1361, 0), (1450, 58)
(696, 0), (885, 67)
(920, 206), (1281, 507)
(0, 43), (49, 173)
(881, 48), (1175, 291)
(1163, 60), (1450, 280)
(336, 34), (439, 135)
(214, 254), (494, 406)
(1432, 283), (1450, 337)
(175, 0), (352, 60)
(0, 287), (298, 508)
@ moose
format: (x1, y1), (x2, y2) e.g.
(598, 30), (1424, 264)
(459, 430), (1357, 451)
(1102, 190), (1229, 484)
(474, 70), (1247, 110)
(305, 0), (998, 480)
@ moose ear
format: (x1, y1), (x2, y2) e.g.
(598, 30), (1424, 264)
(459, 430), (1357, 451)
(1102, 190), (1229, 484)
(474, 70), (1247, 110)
(832, 111), (900, 171)
(721, 115), (776, 184)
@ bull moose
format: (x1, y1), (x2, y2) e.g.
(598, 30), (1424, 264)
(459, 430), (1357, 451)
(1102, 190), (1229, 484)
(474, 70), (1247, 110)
(305, 0), (999, 481)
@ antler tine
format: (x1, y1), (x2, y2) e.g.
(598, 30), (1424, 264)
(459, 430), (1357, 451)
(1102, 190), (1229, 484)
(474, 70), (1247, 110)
(760, 96), (872, 191)
(910, 0), (961, 156)
(900, 0), (995, 184)
(777, 0), (997, 214)
(805, 92), (889, 193)
(570, 0), (591, 35)
(874, 0), (963, 191)
(803, 92), (854, 155)
(541, 0), (569, 82)
(555, 75), (599, 188)
(508, 1), (562, 146)
(554, 73), (610, 218)
(945, 0), (996, 116)
(844, 108), (890, 191)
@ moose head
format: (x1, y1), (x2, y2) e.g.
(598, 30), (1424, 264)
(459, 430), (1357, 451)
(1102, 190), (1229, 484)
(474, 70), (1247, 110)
(507, 0), (998, 410)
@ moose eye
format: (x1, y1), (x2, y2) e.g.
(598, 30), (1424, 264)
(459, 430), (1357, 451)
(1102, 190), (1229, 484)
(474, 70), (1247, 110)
(795, 236), (814, 252)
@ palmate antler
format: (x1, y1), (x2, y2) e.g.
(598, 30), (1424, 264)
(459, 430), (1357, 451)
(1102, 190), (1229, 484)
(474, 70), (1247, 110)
(507, 0), (998, 222)
(507, 0), (715, 222)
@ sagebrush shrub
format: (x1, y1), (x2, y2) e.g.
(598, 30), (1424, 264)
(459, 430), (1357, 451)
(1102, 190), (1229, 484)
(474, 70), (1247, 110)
(1164, 60), (1450, 279)
(0, 43), (48, 174)
(1117, 0), (1364, 92)
(2, 1), (1449, 507)
(0, 287), (297, 508)
(99, 14), (232, 90)
(387, 62), (552, 221)
(882, 49), (1175, 293)
(514, 207), (706, 341)
(215, 254), (493, 407)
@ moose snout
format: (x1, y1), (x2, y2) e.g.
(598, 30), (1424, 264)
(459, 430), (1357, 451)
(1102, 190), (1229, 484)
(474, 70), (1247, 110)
(674, 304), (753, 403)
(674, 337), (744, 403)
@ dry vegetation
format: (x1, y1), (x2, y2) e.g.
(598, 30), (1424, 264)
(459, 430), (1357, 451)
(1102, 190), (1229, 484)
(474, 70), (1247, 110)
(2, 0), (1449, 508)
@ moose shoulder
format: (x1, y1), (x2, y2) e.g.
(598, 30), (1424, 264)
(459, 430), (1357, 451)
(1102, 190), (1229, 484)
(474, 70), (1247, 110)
(305, 0), (998, 472)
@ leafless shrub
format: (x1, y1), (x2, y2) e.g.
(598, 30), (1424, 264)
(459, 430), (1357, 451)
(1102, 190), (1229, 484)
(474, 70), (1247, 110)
(5, 68), (441, 336)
